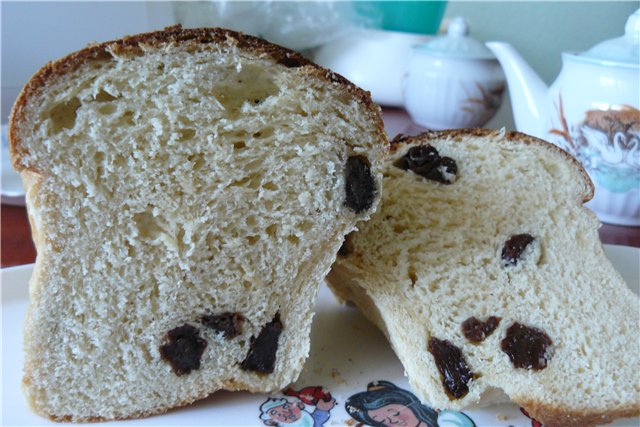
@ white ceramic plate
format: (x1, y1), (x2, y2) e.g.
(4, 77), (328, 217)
(1, 123), (26, 206)
(2, 245), (639, 426)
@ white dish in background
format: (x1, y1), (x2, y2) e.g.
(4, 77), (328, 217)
(1, 123), (26, 206)
(313, 29), (431, 107)
(2, 245), (638, 426)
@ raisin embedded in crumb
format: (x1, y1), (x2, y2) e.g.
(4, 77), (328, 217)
(159, 324), (207, 376)
(394, 144), (458, 184)
(502, 234), (535, 266)
(405, 145), (440, 168)
(427, 337), (474, 399)
(462, 316), (502, 343)
(201, 312), (245, 339)
(501, 322), (553, 370)
(394, 145), (439, 174)
(345, 156), (376, 213)
(441, 156), (458, 176)
(240, 313), (283, 374)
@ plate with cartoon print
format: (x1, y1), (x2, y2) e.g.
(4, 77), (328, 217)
(2, 245), (639, 426)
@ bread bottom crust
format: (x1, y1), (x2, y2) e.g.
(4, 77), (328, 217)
(521, 398), (640, 427)
(37, 378), (281, 423)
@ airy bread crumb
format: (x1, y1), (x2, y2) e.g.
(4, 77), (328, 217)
(11, 26), (387, 421)
(328, 129), (639, 427)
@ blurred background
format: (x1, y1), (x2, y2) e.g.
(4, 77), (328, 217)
(1, 1), (638, 128)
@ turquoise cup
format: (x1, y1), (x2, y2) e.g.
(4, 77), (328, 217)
(354, 1), (448, 35)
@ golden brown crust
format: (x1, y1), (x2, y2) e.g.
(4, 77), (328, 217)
(42, 378), (276, 423)
(520, 397), (640, 427)
(389, 129), (595, 203)
(9, 25), (386, 172)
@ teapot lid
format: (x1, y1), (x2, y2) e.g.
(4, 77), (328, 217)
(579, 8), (639, 65)
(412, 17), (496, 60)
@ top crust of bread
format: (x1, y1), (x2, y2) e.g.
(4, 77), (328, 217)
(10, 25), (385, 170)
(390, 129), (595, 203)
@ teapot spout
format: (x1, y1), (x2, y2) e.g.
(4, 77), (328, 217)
(486, 42), (548, 137)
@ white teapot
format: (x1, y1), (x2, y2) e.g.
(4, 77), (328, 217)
(487, 9), (640, 225)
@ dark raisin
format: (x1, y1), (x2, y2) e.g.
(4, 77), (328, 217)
(501, 322), (553, 370)
(427, 337), (474, 399)
(441, 156), (458, 175)
(405, 145), (440, 169)
(159, 324), (207, 376)
(201, 312), (245, 339)
(394, 144), (457, 184)
(502, 234), (535, 266)
(240, 313), (283, 374)
(345, 156), (376, 213)
(462, 316), (502, 343)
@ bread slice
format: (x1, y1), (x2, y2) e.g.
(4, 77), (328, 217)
(10, 26), (387, 421)
(327, 129), (639, 427)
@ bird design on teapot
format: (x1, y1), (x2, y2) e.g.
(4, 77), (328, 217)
(549, 96), (639, 193)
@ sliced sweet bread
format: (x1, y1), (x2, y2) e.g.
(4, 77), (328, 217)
(327, 129), (639, 427)
(10, 26), (387, 421)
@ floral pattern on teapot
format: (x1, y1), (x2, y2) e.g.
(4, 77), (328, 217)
(549, 94), (640, 193)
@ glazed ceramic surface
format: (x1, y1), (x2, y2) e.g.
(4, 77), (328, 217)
(547, 58), (639, 225)
(488, 9), (640, 225)
(404, 55), (504, 130)
(314, 29), (430, 106)
(404, 17), (505, 130)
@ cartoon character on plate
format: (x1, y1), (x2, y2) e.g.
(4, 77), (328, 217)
(346, 381), (475, 427)
(259, 386), (336, 427)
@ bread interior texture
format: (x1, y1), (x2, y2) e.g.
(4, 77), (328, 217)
(15, 39), (383, 420)
(329, 132), (639, 425)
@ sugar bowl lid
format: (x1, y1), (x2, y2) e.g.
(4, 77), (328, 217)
(578, 8), (639, 66)
(413, 16), (496, 60)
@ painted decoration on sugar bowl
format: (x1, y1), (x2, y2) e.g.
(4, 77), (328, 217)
(488, 9), (640, 226)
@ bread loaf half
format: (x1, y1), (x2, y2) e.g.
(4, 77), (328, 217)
(10, 26), (387, 421)
(327, 129), (639, 427)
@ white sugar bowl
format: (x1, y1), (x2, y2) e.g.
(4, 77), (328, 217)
(404, 17), (505, 130)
